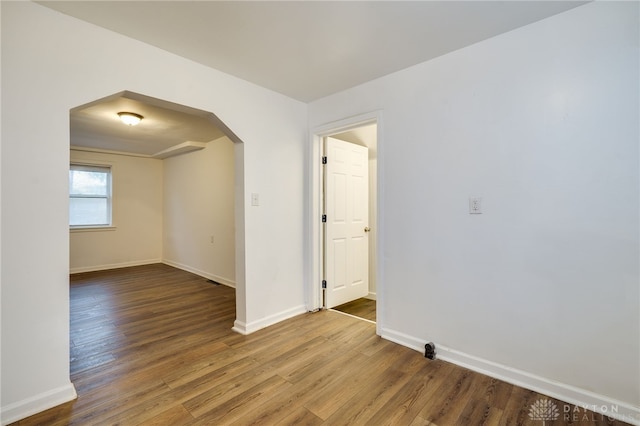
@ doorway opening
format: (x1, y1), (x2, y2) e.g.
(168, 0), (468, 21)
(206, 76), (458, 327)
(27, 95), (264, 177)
(308, 112), (380, 328)
(69, 90), (247, 331)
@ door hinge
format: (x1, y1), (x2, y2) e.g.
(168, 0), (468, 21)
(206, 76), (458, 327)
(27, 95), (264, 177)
(322, 156), (327, 164)
(322, 280), (327, 289)
(322, 214), (327, 223)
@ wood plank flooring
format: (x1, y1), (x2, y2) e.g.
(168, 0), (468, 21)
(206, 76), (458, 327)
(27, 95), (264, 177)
(13, 264), (631, 425)
(333, 298), (376, 322)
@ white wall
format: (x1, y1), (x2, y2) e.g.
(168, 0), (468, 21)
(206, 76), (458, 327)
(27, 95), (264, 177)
(311, 1), (639, 419)
(0, 2), (306, 423)
(70, 150), (163, 273)
(163, 137), (236, 286)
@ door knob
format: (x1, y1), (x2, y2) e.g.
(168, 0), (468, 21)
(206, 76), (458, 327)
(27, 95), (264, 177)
(364, 227), (371, 232)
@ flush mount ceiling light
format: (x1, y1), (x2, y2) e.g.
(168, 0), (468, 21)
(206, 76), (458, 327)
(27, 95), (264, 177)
(117, 112), (143, 126)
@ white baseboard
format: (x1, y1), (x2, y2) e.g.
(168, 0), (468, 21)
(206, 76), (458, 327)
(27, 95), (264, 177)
(70, 258), (161, 274)
(380, 327), (425, 352)
(1, 383), (77, 425)
(162, 260), (236, 288)
(365, 291), (377, 301)
(232, 319), (249, 335)
(232, 305), (307, 335)
(380, 327), (640, 426)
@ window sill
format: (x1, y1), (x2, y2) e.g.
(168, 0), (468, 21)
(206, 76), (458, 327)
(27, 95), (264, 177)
(70, 226), (116, 233)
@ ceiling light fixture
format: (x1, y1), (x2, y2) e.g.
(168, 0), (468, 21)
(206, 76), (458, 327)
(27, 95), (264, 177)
(117, 112), (143, 126)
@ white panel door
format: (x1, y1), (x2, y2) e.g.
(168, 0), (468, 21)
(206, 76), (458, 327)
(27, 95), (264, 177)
(324, 137), (369, 309)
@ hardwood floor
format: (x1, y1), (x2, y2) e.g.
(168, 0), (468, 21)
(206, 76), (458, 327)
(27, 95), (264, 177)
(13, 264), (630, 425)
(333, 298), (376, 322)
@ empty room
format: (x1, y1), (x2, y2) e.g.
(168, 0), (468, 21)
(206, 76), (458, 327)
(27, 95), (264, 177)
(1, 1), (638, 425)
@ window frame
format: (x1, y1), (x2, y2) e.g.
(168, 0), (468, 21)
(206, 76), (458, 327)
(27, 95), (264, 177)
(69, 163), (113, 230)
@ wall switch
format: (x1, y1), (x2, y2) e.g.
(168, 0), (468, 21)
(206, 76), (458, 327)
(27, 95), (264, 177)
(469, 197), (482, 214)
(210, 236), (214, 244)
(251, 193), (259, 206)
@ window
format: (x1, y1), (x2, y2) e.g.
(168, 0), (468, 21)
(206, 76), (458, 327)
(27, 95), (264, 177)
(69, 164), (112, 227)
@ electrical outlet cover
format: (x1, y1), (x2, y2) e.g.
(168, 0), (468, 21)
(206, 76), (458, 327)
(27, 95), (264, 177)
(469, 197), (482, 214)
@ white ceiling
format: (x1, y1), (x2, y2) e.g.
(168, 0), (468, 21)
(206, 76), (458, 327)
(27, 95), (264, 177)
(53, 1), (586, 155)
(42, 1), (585, 103)
(71, 91), (227, 156)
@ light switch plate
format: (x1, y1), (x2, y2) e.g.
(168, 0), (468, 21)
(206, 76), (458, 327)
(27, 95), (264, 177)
(251, 193), (260, 206)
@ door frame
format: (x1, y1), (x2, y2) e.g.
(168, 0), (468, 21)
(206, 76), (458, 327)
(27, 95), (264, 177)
(306, 111), (383, 335)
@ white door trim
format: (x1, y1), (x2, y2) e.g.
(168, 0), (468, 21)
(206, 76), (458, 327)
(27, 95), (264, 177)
(306, 111), (384, 335)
